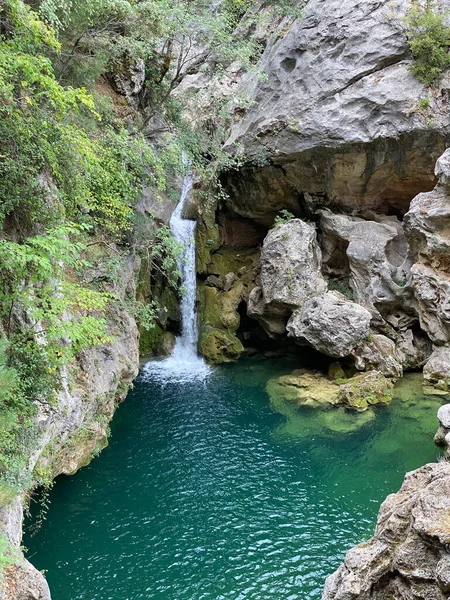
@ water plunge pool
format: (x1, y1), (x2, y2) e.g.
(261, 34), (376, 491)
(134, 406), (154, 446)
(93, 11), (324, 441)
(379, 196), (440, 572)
(25, 358), (445, 600)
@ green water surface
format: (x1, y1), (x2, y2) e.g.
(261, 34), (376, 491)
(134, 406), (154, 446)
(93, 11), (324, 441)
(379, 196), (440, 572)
(25, 359), (445, 600)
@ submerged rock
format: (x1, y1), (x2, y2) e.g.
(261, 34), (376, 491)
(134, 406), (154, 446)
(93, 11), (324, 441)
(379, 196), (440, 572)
(267, 367), (394, 413)
(287, 291), (371, 358)
(338, 371), (394, 410)
(266, 369), (341, 408)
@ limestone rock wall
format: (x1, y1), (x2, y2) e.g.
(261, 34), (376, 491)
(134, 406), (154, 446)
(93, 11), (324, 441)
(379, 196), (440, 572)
(223, 0), (449, 217)
(189, 0), (450, 366)
(2, 253), (141, 600)
(322, 462), (450, 600)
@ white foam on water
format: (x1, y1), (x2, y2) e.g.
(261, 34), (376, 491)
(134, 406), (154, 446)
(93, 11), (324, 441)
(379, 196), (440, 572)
(143, 170), (212, 384)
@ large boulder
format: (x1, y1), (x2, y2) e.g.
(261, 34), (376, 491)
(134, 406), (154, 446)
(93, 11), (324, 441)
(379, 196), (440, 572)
(409, 264), (450, 345)
(423, 346), (450, 390)
(248, 219), (327, 338)
(247, 286), (288, 338)
(322, 462), (450, 600)
(260, 218), (327, 309)
(394, 327), (433, 370)
(434, 404), (450, 447)
(286, 291), (371, 357)
(353, 334), (403, 379)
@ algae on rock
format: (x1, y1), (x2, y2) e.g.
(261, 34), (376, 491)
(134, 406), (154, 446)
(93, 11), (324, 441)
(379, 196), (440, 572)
(338, 371), (394, 410)
(266, 369), (341, 408)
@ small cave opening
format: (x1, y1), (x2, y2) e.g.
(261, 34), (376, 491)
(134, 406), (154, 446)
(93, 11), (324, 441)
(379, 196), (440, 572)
(235, 300), (273, 353)
(235, 300), (338, 373)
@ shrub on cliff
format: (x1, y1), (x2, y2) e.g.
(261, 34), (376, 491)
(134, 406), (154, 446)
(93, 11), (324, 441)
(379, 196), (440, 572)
(0, 0), (183, 496)
(405, 1), (450, 85)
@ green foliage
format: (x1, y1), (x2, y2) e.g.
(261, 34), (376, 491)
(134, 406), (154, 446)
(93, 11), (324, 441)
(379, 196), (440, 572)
(0, 0), (301, 505)
(134, 301), (159, 332)
(405, 1), (450, 85)
(136, 224), (182, 291)
(327, 277), (354, 300)
(0, 534), (20, 572)
(0, 224), (113, 364)
(0, 0), (174, 236)
(38, 0), (264, 89)
(274, 209), (295, 225)
(0, 336), (49, 493)
(419, 96), (431, 109)
(0, 339), (16, 406)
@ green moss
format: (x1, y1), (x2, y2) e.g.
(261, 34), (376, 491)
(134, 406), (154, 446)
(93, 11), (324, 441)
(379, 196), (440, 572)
(198, 327), (244, 364)
(207, 249), (258, 280)
(196, 202), (221, 274)
(198, 284), (242, 331)
(139, 323), (165, 356)
(266, 370), (341, 407)
(339, 371), (394, 410)
(328, 362), (347, 382)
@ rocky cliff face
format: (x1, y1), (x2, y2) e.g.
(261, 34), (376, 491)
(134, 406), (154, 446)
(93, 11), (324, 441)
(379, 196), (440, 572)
(322, 462), (450, 600)
(1, 251), (140, 600)
(191, 0), (450, 384)
(224, 0), (449, 216)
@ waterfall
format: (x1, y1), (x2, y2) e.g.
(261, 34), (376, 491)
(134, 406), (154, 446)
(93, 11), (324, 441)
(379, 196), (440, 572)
(169, 172), (199, 361)
(143, 171), (211, 382)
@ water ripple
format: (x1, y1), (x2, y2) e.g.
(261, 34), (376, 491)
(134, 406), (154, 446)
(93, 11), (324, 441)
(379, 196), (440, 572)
(26, 362), (444, 600)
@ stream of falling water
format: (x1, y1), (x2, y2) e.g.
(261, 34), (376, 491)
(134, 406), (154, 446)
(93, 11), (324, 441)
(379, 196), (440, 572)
(143, 171), (211, 382)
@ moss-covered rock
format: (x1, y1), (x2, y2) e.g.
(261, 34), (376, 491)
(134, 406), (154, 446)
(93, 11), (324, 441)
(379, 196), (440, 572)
(139, 324), (175, 357)
(139, 323), (164, 356)
(197, 277), (248, 363)
(199, 283), (243, 330)
(198, 326), (244, 364)
(338, 370), (394, 410)
(266, 369), (341, 407)
(207, 249), (258, 279)
(328, 361), (347, 382)
(196, 200), (221, 274)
